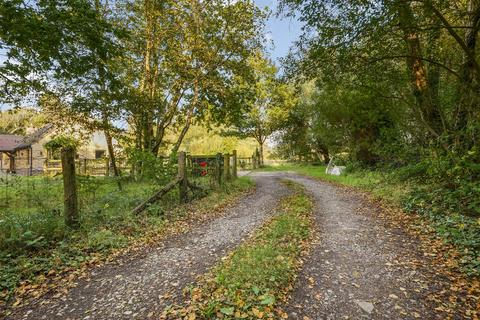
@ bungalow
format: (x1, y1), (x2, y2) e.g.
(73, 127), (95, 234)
(0, 125), (112, 175)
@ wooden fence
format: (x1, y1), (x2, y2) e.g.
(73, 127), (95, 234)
(44, 151), (258, 177)
(44, 158), (131, 176)
(13, 149), (257, 228)
(132, 151), (241, 214)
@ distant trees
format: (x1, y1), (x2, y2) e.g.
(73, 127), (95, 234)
(227, 53), (295, 165)
(278, 0), (480, 171)
(0, 109), (46, 135)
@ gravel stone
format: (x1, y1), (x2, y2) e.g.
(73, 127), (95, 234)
(282, 174), (461, 320)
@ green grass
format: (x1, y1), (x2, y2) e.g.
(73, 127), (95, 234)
(165, 180), (313, 319)
(0, 176), (254, 305)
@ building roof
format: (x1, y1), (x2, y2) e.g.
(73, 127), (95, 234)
(0, 124), (53, 152)
(0, 134), (24, 152)
(15, 124), (53, 150)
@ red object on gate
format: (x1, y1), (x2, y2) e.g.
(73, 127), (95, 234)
(199, 161), (208, 176)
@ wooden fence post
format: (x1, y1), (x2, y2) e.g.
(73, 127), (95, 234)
(61, 147), (79, 228)
(216, 153), (222, 186)
(178, 151), (188, 203)
(224, 153), (231, 182)
(232, 150), (237, 178)
(252, 154), (257, 169)
(83, 158), (87, 175)
(105, 157), (110, 176)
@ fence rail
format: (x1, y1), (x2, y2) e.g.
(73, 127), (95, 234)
(133, 151), (241, 214)
(1, 150), (257, 216)
(1, 150), (259, 177)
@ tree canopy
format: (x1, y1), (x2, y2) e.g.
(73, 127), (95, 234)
(1, 0), (269, 176)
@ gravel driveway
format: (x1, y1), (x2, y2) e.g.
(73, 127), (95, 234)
(283, 174), (472, 320)
(8, 172), (476, 319)
(9, 173), (288, 320)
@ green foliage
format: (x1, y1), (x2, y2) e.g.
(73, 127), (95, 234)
(0, 109), (47, 135)
(119, 0), (266, 156)
(226, 52), (296, 164)
(126, 148), (177, 182)
(44, 136), (79, 151)
(1, 0), (122, 104)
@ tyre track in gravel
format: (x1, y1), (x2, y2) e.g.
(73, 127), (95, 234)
(282, 174), (471, 320)
(9, 173), (289, 320)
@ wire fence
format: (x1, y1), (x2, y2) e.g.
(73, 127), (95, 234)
(237, 157), (254, 170)
(0, 174), (160, 217)
(0, 156), (132, 176)
(0, 151), (256, 219)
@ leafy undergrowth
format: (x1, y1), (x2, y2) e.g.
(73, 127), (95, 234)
(163, 180), (314, 319)
(262, 163), (480, 276)
(0, 177), (254, 313)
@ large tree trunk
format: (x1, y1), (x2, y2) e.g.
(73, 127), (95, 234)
(398, 0), (444, 139)
(455, 0), (480, 135)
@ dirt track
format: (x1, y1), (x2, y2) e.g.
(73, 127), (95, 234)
(10, 172), (475, 319)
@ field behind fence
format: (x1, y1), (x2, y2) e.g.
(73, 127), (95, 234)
(0, 150), (255, 252)
(0, 150), (258, 301)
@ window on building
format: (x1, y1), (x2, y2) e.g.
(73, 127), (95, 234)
(95, 150), (106, 159)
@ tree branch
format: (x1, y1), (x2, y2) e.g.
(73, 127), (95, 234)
(412, 0), (480, 75)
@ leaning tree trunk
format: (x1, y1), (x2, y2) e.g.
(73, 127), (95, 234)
(171, 81), (198, 155)
(104, 130), (123, 191)
(171, 111), (193, 155)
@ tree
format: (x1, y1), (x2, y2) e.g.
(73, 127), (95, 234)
(2, 0), (126, 184)
(279, 0), (480, 152)
(0, 108), (46, 134)
(228, 53), (295, 165)
(278, 0), (480, 170)
(120, 0), (265, 167)
(1, 0), (121, 105)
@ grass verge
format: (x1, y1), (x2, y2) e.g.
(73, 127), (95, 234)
(163, 180), (314, 319)
(0, 177), (254, 313)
